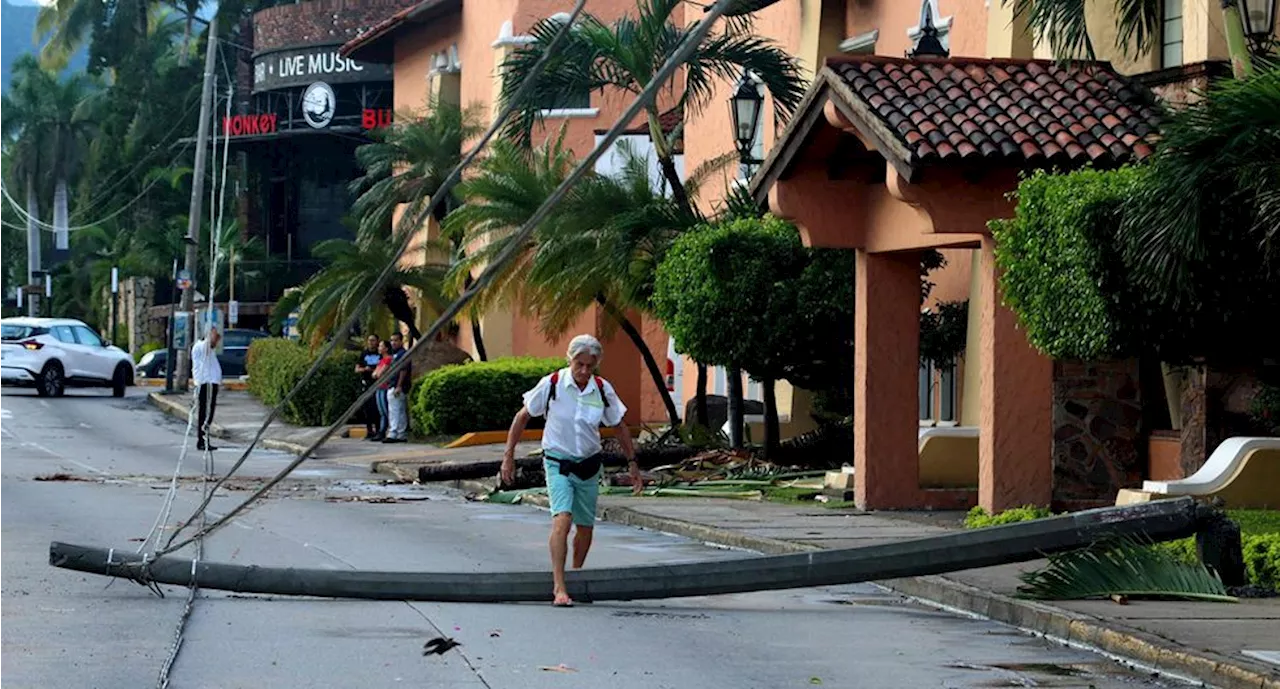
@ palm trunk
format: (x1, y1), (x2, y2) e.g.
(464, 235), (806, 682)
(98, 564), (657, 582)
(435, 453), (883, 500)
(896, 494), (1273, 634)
(596, 294), (681, 428)
(182, 15), (193, 66)
(695, 363), (709, 427)
(462, 273), (487, 361)
(726, 366), (744, 448)
(25, 175), (40, 317)
(53, 177), (69, 251)
(761, 378), (781, 459)
(1220, 0), (1255, 79)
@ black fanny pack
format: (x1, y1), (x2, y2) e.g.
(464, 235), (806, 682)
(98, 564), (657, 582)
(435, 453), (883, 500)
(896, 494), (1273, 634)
(546, 454), (603, 480)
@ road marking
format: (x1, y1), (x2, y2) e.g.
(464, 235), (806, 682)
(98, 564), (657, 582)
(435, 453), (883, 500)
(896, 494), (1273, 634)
(1, 408), (12, 419)
(78, 422), (91, 429)
(20, 442), (107, 475)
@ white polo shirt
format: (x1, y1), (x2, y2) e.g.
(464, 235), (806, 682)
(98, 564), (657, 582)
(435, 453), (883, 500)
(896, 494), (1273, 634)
(523, 368), (627, 460)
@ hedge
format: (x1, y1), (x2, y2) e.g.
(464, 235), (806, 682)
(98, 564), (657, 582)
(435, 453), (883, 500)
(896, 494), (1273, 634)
(245, 338), (363, 427)
(989, 167), (1150, 361)
(965, 505), (1280, 591)
(412, 356), (564, 436)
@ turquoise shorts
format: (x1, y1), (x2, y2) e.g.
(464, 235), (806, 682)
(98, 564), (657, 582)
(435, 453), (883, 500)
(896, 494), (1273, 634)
(543, 454), (601, 527)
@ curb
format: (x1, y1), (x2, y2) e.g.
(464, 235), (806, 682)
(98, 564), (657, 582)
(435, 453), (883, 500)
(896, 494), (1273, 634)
(594, 504), (1278, 689)
(455, 483), (1276, 689)
(147, 392), (315, 457)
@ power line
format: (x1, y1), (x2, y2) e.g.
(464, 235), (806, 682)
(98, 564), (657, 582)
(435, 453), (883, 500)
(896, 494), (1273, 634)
(158, 0), (739, 555)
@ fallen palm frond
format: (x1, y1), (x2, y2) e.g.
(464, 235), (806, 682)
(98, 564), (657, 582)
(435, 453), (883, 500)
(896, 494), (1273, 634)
(1016, 536), (1238, 603)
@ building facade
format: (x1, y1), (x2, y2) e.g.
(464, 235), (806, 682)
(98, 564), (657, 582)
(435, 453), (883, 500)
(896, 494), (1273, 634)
(218, 0), (417, 308)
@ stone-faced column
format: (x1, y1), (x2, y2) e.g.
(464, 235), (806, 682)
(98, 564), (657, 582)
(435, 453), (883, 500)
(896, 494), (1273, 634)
(855, 249), (923, 509)
(977, 237), (1053, 512)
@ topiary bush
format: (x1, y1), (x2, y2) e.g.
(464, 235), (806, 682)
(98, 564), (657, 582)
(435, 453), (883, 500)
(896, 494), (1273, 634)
(989, 166), (1148, 361)
(245, 338), (362, 427)
(411, 356), (564, 436)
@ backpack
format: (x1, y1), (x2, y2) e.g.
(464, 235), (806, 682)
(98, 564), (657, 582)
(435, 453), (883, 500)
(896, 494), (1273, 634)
(548, 370), (610, 411)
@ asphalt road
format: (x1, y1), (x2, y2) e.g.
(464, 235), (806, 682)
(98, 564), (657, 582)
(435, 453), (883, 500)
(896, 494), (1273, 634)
(2, 386), (1191, 689)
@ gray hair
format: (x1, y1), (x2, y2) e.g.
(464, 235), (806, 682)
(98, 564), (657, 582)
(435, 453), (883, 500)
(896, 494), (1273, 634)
(566, 334), (603, 361)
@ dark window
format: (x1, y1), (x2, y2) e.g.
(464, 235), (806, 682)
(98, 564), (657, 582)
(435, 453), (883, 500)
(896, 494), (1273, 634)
(2, 325), (45, 340)
(73, 326), (104, 347)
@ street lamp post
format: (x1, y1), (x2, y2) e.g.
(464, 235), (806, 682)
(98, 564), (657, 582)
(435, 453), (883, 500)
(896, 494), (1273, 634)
(729, 72), (764, 179)
(1240, 0), (1278, 51)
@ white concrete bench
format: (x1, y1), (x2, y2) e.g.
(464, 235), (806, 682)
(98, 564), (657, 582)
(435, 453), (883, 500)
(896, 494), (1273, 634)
(1138, 436), (1280, 508)
(918, 425), (980, 489)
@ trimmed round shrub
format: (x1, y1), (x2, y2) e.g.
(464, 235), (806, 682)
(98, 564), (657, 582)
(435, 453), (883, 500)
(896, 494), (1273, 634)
(246, 338), (362, 427)
(411, 356), (564, 436)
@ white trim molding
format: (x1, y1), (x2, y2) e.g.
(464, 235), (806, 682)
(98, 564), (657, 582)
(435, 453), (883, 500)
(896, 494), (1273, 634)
(539, 107), (600, 118)
(493, 20), (536, 47)
(839, 29), (879, 54)
(907, 0), (953, 49)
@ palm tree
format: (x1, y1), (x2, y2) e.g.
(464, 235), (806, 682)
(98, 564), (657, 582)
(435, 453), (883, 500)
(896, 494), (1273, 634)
(447, 136), (736, 429)
(1004, 0), (1258, 78)
(496, 0), (806, 427)
(1, 57), (53, 307)
(346, 98), (485, 351)
(442, 131), (578, 326)
(283, 226), (450, 348)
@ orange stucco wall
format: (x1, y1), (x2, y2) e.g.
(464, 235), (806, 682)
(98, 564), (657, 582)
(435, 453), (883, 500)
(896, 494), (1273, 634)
(382, 0), (686, 423)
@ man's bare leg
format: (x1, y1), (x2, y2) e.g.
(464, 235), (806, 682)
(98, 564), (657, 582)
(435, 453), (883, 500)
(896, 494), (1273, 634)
(572, 525), (593, 569)
(549, 512), (574, 605)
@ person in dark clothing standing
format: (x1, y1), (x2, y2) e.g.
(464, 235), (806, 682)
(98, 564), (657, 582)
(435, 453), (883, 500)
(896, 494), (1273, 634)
(355, 334), (383, 440)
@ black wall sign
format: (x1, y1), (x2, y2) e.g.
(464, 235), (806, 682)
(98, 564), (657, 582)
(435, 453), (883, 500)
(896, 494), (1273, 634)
(254, 44), (393, 92)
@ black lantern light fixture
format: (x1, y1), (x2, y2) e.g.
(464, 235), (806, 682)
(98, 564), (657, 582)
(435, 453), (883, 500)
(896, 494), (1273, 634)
(1240, 0), (1277, 50)
(729, 72), (764, 176)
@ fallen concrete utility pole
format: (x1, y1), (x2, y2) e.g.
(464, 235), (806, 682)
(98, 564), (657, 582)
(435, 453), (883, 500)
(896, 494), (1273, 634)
(50, 498), (1207, 603)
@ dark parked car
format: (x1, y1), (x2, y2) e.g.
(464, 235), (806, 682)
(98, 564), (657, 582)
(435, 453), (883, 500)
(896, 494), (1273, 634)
(135, 329), (270, 380)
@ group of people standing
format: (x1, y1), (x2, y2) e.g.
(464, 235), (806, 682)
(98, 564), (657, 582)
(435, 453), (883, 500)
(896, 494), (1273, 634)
(356, 331), (412, 443)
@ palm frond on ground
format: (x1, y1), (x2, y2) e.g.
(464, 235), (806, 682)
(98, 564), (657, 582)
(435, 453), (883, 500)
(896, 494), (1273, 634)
(1017, 536), (1236, 602)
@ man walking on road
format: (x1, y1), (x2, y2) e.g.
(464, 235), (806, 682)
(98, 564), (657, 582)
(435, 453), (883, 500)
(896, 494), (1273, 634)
(191, 324), (222, 451)
(501, 334), (641, 607)
(383, 331), (411, 443)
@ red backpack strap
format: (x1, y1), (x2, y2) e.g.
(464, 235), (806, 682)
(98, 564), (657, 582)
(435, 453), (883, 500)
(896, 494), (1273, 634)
(595, 376), (609, 407)
(549, 370), (559, 402)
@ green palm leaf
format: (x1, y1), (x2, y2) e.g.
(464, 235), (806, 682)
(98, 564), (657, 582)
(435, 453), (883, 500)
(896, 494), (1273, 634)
(1016, 536), (1237, 602)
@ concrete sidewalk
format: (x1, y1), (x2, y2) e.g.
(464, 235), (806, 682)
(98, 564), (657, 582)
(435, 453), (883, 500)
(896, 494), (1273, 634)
(146, 388), (540, 469)
(462, 486), (1280, 689)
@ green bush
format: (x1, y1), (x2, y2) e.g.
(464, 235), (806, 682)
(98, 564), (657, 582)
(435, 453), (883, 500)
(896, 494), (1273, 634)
(969, 505), (1280, 591)
(245, 338), (362, 427)
(411, 356), (564, 436)
(989, 166), (1149, 361)
(963, 504), (1055, 529)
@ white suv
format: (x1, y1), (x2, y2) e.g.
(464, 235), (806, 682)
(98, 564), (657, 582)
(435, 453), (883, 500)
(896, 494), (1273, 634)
(1, 317), (135, 397)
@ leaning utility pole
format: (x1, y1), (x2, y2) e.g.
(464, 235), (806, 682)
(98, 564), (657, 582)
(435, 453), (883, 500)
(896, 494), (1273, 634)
(174, 17), (219, 392)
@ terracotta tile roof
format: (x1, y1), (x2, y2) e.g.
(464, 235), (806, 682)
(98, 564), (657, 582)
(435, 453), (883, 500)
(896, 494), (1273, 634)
(339, 0), (460, 61)
(827, 56), (1162, 166)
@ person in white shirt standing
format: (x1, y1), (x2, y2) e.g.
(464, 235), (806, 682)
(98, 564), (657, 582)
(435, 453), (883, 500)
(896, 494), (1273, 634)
(500, 334), (641, 607)
(191, 324), (223, 451)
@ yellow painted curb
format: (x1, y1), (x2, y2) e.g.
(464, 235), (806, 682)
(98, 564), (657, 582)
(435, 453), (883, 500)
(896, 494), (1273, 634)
(445, 425), (642, 449)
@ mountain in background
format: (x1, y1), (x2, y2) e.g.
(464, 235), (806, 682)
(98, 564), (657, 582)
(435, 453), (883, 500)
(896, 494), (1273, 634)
(2, 0), (89, 93)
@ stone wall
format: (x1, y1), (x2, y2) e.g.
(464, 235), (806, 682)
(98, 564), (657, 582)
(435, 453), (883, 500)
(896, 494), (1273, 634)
(1052, 360), (1145, 505)
(252, 0), (417, 53)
